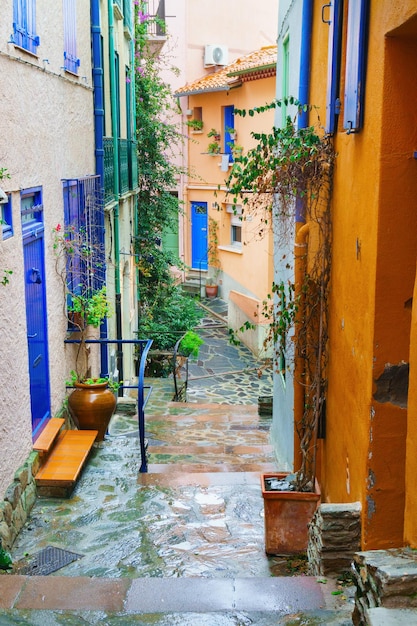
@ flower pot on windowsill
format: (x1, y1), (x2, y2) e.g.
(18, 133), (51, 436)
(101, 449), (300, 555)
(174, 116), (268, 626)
(261, 472), (321, 555)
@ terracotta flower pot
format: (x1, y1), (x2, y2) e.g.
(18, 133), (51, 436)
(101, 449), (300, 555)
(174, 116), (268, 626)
(261, 472), (321, 555)
(68, 381), (117, 441)
(205, 284), (218, 298)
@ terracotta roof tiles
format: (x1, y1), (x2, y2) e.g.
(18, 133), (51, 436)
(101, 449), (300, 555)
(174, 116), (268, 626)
(175, 45), (277, 97)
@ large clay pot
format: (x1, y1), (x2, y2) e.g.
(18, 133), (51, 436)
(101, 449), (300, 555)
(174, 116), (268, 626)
(261, 472), (321, 555)
(68, 381), (117, 441)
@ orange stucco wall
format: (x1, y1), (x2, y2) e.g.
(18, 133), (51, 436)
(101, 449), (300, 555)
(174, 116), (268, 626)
(308, 2), (417, 548)
(184, 75), (276, 302)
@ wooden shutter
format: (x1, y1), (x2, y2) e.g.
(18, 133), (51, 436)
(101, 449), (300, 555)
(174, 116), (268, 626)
(63, 0), (80, 74)
(343, 0), (369, 133)
(13, 0), (39, 53)
(325, 0), (344, 134)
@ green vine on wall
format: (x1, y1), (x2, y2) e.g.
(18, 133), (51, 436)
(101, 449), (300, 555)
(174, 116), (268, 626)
(225, 98), (335, 492)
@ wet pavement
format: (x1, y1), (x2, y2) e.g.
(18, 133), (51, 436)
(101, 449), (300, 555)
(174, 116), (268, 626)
(1, 299), (355, 623)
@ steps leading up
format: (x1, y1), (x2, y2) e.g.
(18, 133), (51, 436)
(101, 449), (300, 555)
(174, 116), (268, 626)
(33, 417), (65, 457)
(35, 429), (98, 497)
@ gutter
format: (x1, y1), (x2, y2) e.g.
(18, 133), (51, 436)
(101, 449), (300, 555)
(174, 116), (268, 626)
(91, 0), (108, 376)
(107, 0), (124, 388)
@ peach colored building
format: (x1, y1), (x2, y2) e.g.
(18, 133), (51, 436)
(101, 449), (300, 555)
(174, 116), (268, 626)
(176, 47), (277, 356)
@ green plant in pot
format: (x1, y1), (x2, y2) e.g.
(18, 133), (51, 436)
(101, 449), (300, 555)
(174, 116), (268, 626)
(186, 118), (204, 131)
(53, 224), (118, 440)
(225, 98), (335, 553)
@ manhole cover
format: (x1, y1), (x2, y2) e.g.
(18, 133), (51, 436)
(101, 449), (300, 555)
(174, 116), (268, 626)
(19, 546), (84, 576)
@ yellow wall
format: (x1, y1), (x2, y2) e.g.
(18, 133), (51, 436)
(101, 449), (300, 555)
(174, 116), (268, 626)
(309, 2), (417, 548)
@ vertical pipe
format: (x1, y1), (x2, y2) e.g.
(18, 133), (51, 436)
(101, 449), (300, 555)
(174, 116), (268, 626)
(91, 0), (108, 376)
(298, 0), (313, 131)
(107, 0), (123, 389)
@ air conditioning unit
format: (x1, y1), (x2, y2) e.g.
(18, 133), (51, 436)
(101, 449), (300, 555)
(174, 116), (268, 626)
(204, 45), (228, 67)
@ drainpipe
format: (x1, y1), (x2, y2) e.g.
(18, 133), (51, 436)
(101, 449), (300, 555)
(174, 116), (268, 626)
(293, 221), (310, 471)
(107, 0), (123, 390)
(292, 0), (313, 466)
(298, 0), (313, 131)
(91, 0), (109, 377)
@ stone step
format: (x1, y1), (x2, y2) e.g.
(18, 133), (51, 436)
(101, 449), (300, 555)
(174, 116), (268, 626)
(0, 574), (352, 617)
(366, 607), (417, 625)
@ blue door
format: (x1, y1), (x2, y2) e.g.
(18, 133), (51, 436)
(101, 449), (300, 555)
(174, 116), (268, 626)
(21, 189), (51, 438)
(191, 202), (208, 270)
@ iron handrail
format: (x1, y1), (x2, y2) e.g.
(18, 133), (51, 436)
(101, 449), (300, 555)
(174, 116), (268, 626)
(64, 337), (153, 472)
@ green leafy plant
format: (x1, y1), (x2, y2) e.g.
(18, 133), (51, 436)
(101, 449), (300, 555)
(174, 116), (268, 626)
(208, 141), (221, 155)
(0, 545), (12, 570)
(186, 119), (203, 131)
(207, 128), (220, 139)
(225, 97), (335, 492)
(179, 330), (204, 358)
(53, 224), (113, 384)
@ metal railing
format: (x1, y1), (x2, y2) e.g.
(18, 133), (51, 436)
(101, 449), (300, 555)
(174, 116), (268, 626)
(64, 337), (153, 472)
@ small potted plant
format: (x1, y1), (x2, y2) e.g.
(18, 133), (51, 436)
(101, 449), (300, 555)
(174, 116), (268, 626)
(186, 119), (204, 132)
(225, 126), (237, 141)
(207, 141), (221, 155)
(207, 128), (221, 142)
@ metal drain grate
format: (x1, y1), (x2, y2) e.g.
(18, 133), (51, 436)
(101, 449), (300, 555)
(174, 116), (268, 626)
(19, 546), (84, 576)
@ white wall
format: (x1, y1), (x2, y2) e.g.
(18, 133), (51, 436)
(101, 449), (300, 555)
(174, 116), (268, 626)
(270, 0), (304, 470)
(0, 0), (95, 497)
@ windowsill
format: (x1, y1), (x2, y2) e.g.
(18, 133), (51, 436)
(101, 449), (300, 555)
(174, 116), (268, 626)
(10, 43), (39, 59)
(218, 245), (242, 255)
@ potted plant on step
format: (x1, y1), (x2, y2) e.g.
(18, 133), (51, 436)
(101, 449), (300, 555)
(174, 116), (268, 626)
(53, 224), (118, 440)
(225, 98), (335, 554)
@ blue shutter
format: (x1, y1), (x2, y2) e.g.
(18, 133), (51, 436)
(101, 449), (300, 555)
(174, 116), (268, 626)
(13, 0), (40, 53)
(343, 0), (369, 133)
(325, 0), (344, 134)
(63, 0), (80, 74)
(224, 105), (235, 162)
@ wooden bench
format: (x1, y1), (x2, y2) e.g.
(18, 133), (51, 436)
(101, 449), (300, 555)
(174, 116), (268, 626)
(35, 429), (98, 497)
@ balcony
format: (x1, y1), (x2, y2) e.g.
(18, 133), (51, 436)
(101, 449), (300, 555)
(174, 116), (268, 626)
(104, 137), (138, 204)
(145, 0), (167, 55)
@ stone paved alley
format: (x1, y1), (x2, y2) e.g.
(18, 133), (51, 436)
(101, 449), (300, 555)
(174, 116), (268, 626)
(1, 301), (355, 624)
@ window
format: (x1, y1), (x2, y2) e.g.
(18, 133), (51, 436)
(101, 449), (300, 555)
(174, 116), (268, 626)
(21, 188), (43, 235)
(226, 203), (242, 249)
(62, 176), (105, 302)
(224, 105), (235, 161)
(13, 0), (40, 54)
(231, 216), (242, 248)
(63, 0), (80, 74)
(1, 194), (13, 240)
(325, 0), (344, 134)
(343, 0), (369, 133)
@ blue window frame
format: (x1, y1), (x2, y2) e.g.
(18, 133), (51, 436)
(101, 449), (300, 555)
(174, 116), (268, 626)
(343, 0), (369, 133)
(13, 0), (40, 54)
(63, 0), (80, 74)
(1, 194), (13, 240)
(325, 0), (344, 134)
(62, 176), (105, 304)
(224, 105), (235, 162)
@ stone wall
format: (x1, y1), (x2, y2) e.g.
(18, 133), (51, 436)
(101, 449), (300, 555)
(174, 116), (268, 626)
(351, 549), (417, 625)
(308, 502), (362, 576)
(0, 452), (39, 551)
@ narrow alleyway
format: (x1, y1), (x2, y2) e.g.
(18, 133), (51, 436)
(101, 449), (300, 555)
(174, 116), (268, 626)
(1, 301), (355, 624)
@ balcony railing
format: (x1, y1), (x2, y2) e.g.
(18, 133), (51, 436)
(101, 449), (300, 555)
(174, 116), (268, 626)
(104, 137), (139, 203)
(146, 0), (166, 37)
